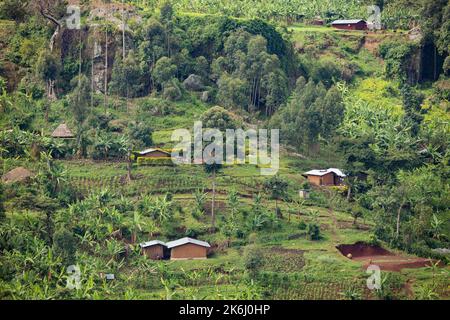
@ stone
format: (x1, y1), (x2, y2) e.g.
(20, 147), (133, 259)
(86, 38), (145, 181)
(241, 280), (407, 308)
(183, 74), (204, 91)
(200, 91), (209, 102)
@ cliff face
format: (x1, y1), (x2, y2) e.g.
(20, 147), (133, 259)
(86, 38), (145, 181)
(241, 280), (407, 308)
(59, 27), (118, 94)
(50, 0), (142, 95)
(420, 41), (445, 83)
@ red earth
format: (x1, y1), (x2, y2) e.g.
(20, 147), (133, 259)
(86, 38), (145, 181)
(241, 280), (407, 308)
(336, 242), (438, 272)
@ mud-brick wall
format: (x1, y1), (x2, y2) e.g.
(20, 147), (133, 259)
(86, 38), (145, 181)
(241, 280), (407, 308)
(170, 244), (207, 260)
(143, 245), (164, 260)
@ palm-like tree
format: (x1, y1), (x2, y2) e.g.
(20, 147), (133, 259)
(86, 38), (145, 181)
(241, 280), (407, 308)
(152, 195), (173, 223)
(129, 211), (144, 243)
(96, 133), (113, 160)
(430, 213), (443, 240)
(227, 189), (239, 219)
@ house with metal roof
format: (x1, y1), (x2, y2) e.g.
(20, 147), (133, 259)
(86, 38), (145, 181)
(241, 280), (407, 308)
(166, 237), (211, 260)
(331, 19), (367, 30)
(302, 168), (346, 186)
(139, 240), (167, 260)
(136, 148), (171, 158)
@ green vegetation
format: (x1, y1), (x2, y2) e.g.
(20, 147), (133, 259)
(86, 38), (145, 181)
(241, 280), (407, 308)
(0, 0), (448, 300)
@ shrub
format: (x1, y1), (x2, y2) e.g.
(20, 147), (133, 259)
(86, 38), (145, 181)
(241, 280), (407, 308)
(128, 122), (153, 148)
(53, 228), (77, 265)
(138, 99), (176, 116)
(301, 181), (311, 190)
(306, 223), (321, 240)
(163, 79), (183, 101)
(243, 246), (264, 276)
(298, 221), (307, 230)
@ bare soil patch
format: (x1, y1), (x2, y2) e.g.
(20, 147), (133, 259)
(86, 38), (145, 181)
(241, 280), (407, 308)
(336, 242), (438, 272)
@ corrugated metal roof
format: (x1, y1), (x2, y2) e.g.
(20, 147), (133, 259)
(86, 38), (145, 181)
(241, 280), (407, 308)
(139, 240), (166, 248)
(304, 168), (346, 177)
(331, 19), (366, 25)
(166, 237), (211, 249)
(138, 148), (171, 155)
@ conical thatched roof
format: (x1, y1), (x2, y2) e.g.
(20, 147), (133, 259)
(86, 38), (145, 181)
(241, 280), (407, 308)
(2, 167), (35, 184)
(51, 123), (74, 138)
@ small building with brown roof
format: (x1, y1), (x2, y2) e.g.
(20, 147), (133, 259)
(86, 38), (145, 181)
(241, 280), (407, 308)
(51, 123), (75, 139)
(166, 237), (211, 260)
(2, 167), (35, 184)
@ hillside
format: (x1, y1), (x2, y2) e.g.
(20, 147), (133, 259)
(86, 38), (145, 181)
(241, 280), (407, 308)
(0, 0), (449, 301)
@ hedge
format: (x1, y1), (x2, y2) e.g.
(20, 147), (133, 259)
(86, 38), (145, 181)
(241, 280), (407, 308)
(136, 157), (175, 166)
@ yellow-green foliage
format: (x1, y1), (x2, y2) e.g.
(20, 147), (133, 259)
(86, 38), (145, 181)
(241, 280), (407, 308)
(137, 157), (175, 166)
(352, 78), (403, 115)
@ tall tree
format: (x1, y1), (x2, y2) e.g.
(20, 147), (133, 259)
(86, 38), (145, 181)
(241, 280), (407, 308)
(36, 49), (60, 100)
(264, 175), (288, 218)
(152, 56), (177, 91)
(110, 50), (145, 99)
(68, 74), (91, 156)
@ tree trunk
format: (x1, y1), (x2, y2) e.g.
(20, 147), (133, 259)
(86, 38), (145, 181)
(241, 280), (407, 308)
(91, 27), (96, 108)
(46, 211), (53, 245)
(396, 201), (405, 238)
(78, 31), (82, 82)
(211, 169), (216, 232)
(127, 150), (132, 182)
(45, 103), (49, 123)
(104, 28), (108, 112)
(76, 128), (83, 158)
(126, 85), (129, 113)
(275, 198), (279, 218)
(122, 0), (126, 60)
(48, 80), (56, 101)
(346, 184), (352, 201)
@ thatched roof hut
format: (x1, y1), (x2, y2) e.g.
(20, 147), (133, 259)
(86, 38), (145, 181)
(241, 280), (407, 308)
(51, 124), (74, 138)
(2, 167), (35, 184)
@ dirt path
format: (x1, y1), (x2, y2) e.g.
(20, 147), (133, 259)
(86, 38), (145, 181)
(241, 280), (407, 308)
(327, 207), (341, 245)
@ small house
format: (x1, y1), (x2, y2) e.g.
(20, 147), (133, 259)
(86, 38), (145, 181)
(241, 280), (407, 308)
(331, 19), (367, 30)
(135, 148), (171, 159)
(140, 240), (167, 260)
(51, 123), (75, 139)
(2, 167), (35, 184)
(166, 237), (211, 260)
(303, 168), (346, 187)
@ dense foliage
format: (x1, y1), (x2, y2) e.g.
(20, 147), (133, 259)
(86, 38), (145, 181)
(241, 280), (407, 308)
(0, 0), (448, 300)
